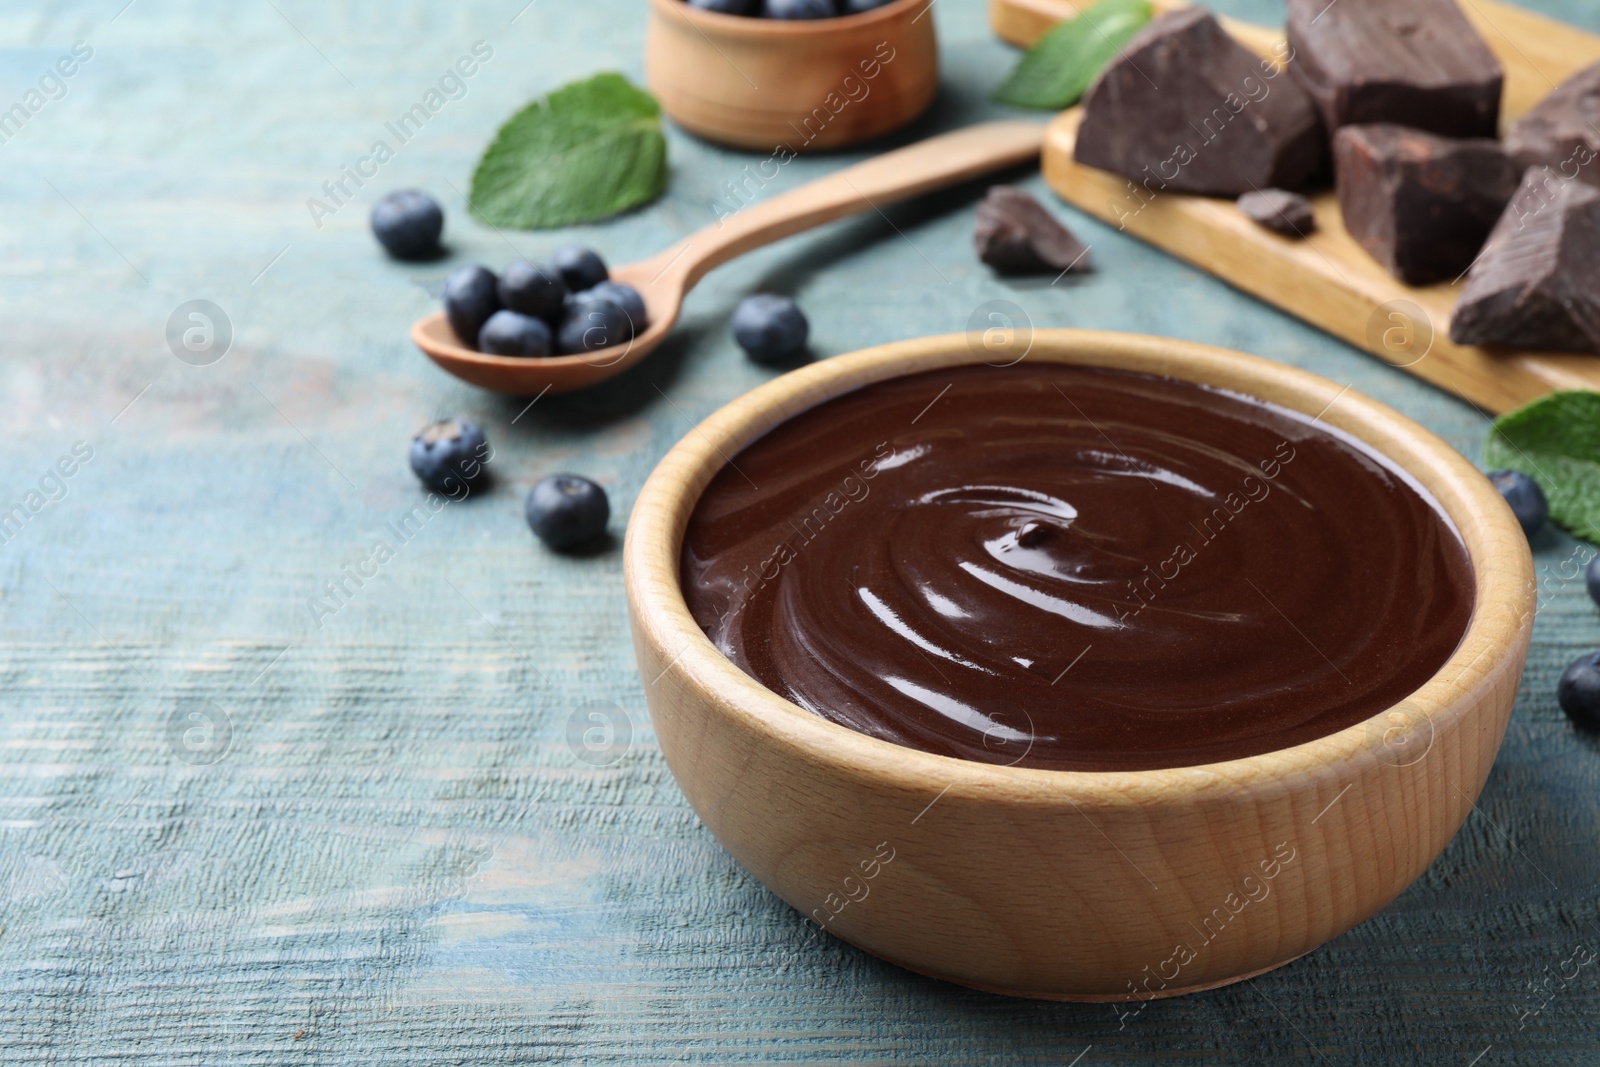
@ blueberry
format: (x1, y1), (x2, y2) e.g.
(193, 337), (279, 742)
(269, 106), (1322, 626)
(764, 0), (836, 16)
(689, 0), (760, 11)
(589, 281), (647, 332)
(478, 310), (553, 357)
(1588, 554), (1600, 609)
(840, 0), (895, 11)
(370, 189), (443, 260)
(1487, 469), (1548, 537)
(409, 419), (489, 495)
(549, 245), (609, 292)
(444, 265), (501, 349)
(732, 293), (809, 364)
(525, 474), (609, 551)
(1559, 651), (1600, 731)
(558, 291), (634, 354)
(498, 261), (567, 323)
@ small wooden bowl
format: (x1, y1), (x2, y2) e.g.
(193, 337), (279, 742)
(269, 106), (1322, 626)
(644, 0), (939, 152)
(624, 330), (1535, 1000)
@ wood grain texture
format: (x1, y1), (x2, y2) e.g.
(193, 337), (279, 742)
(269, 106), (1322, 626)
(413, 121), (1046, 395)
(624, 329), (1535, 999)
(5, 0), (1600, 1061)
(644, 0), (938, 152)
(992, 0), (1600, 414)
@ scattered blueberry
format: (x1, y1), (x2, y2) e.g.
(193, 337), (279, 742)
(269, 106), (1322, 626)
(589, 281), (647, 332)
(448, 257), (634, 353)
(498, 261), (567, 323)
(409, 419), (489, 495)
(1487, 469), (1548, 537)
(444, 265), (501, 347)
(479, 310), (553, 358)
(764, 0), (836, 16)
(732, 293), (809, 364)
(689, 0), (760, 11)
(370, 189), (443, 260)
(1588, 554), (1600, 609)
(1559, 651), (1600, 731)
(549, 245), (609, 292)
(558, 291), (635, 354)
(840, 0), (896, 11)
(525, 474), (610, 551)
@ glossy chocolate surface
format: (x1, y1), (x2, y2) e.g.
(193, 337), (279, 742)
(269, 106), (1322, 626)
(680, 365), (1475, 771)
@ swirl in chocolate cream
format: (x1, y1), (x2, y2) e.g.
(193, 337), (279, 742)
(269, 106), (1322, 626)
(680, 365), (1475, 772)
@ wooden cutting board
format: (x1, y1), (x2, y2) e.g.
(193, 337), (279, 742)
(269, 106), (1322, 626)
(989, 0), (1600, 414)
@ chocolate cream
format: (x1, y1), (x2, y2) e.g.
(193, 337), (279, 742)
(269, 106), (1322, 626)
(680, 364), (1475, 771)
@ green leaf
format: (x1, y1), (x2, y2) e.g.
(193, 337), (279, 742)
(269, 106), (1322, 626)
(468, 72), (668, 229)
(1484, 390), (1600, 542)
(993, 0), (1153, 111)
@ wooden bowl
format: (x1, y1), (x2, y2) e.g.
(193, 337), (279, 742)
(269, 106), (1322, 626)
(623, 330), (1535, 1000)
(644, 0), (939, 152)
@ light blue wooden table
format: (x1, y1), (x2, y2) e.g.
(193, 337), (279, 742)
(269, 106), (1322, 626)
(3, 0), (1600, 1062)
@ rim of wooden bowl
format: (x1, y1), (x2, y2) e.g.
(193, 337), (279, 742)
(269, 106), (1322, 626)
(649, 0), (930, 37)
(623, 329), (1534, 805)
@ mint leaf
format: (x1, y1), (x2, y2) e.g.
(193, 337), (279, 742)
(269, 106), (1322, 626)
(1484, 390), (1600, 542)
(993, 0), (1153, 111)
(469, 72), (667, 229)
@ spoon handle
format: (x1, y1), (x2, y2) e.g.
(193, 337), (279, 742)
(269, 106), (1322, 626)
(651, 121), (1046, 291)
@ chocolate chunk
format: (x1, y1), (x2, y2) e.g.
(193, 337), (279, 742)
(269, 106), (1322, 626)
(1505, 60), (1600, 186)
(1286, 0), (1503, 139)
(974, 186), (1092, 275)
(1333, 124), (1520, 285)
(1074, 8), (1324, 197)
(1236, 188), (1315, 236)
(1450, 169), (1600, 353)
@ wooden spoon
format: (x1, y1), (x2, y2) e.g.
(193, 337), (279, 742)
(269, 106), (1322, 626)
(411, 121), (1046, 395)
